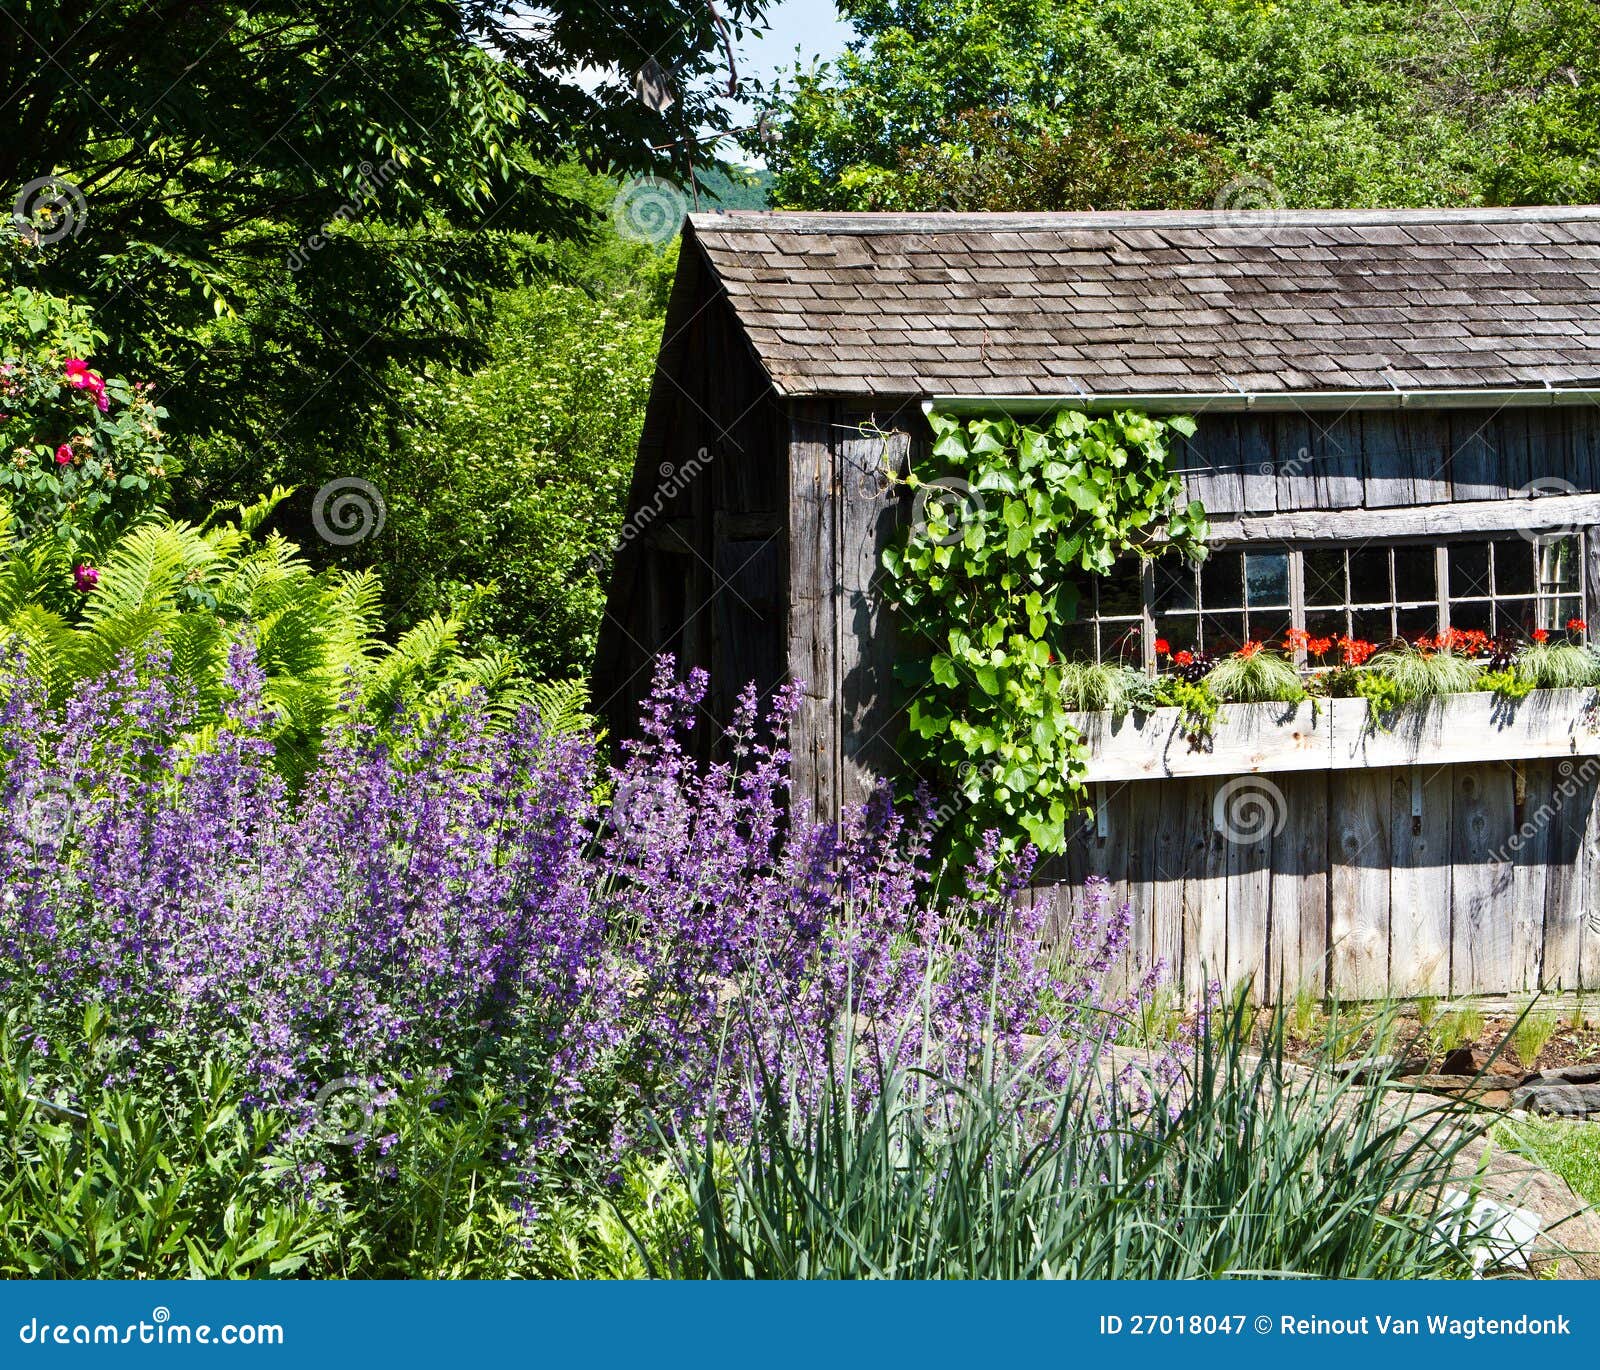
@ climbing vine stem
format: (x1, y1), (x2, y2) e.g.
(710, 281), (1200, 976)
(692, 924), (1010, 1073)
(882, 408), (1208, 855)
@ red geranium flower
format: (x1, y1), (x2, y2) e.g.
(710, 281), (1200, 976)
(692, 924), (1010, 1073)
(1153, 637), (1170, 656)
(1569, 618), (1587, 635)
(1533, 628), (1550, 643)
(1173, 650), (1194, 667)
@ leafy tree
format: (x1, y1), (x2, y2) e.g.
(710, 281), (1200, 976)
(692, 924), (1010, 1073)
(768, 0), (1595, 211)
(0, 0), (769, 524)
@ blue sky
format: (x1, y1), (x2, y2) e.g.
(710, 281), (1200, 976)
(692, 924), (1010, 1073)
(737, 0), (855, 90)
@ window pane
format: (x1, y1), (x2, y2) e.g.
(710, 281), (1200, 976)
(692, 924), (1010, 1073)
(1200, 612), (1245, 655)
(1493, 539), (1534, 595)
(1352, 608), (1391, 646)
(1154, 557), (1196, 613)
(1393, 545), (1436, 602)
(1200, 550), (1244, 611)
(1538, 535), (1581, 593)
(1501, 599), (1539, 639)
(1305, 609), (1346, 647)
(1098, 563), (1144, 618)
(1244, 550), (1290, 607)
(1349, 547), (1390, 604)
(1304, 548), (1345, 607)
(1102, 622), (1144, 664)
(1396, 606), (1436, 644)
(1450, 542), (1490, 597)
(1249, 611), (1292, 647)
(1449, 600), (1491, 636)
(1059, 621), (1095, 661)
(1545, 595), (1584, 631)
(1159, 615), (1199, 653)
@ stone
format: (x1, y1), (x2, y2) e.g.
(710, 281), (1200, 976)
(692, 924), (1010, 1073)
(1331, 1054), (1428, 1083)
(1433, 1189), (1542, 1274)
(1511, 1083), (1600, 1118)
(1520, 1062), (1600, 1088)
(1440, 1045), (1522, 1078)
(1404, 1075), (1515, 1109)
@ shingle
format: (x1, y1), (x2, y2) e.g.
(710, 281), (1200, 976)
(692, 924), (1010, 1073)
(686, 207), (1600, 398)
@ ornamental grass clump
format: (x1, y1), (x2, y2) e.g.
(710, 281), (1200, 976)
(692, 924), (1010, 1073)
(1202, 643), (1306, 704)
(657, 1001), (1490, 1280)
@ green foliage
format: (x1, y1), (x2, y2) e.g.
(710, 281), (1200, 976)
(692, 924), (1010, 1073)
(0, 1008), (329, 1278)
(1290, 981), (1321, 1039)
(379, 266), (662, 675)
(1439, 1006), (1487, 1053)
(1494, 1118), (1600, 1210)
(1518, 642), (1600, 691)
(1354, 647), (1480, 727)
(0, 492), (558, 779)
(663, 1007), (1485, 1279)
(1481, 666), (1536, 701)
(1166, 677), (1221, 745)
(883, 407), (1205, 853)
(1203, 649), (1306, 704)
(1510, 1006), (1561, 1069)
(768, 0), (1598, 212)
(1058, 661), (1150, 716)
(3, 1), (765, 505)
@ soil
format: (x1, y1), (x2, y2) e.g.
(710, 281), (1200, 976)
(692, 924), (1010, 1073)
(1279, 1009), (1600, 1079)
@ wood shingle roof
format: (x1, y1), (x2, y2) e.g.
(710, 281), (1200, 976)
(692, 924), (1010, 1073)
(685, 207), (1600, 400)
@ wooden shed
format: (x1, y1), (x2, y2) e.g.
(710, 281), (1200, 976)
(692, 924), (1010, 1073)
(595, 206), (1600, 1001)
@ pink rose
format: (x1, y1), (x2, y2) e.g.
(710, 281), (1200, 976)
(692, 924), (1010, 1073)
(73, 564), (99, 594)
(55, 443), (72, 465)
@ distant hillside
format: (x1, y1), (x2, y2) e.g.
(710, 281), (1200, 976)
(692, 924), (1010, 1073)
(696, 165), (773, 210)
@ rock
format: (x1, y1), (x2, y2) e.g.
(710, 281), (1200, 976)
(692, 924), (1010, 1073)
(1511, 1083), (1600, 1118)
(1440, 1045), (1522, 1077)
(1331, 1054), (1428, 1083)
(1404, 1075), (1515, 1109)
(1433, 1189), (1542, 1274)
(1521, 1062), (1600, 1088)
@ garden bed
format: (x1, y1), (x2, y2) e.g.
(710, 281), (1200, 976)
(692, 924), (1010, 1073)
(1071, 686), (1600, 782)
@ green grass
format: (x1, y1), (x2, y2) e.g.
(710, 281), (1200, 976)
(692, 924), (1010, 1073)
(1364, 645), (1479, 700)
(1518, 642), (1600, 691)
(1510, 1006), (1560, 1069)
(1203, 650), (1306, 704)
(658, 1002), (1490, 1279)
(1495, 1118), (1600, 1208)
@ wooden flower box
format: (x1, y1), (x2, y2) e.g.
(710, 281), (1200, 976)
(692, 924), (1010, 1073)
(1070, 687), (1600, 782)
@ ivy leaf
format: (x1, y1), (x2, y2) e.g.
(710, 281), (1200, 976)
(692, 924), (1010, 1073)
(929, 653), (959, 688)
(1168, 415), (1199, 438)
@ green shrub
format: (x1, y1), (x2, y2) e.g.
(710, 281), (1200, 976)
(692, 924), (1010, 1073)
(0, 490), (571, 779)
(1059, 661), (1150, 714)
(1364, 645), (1480, 700)
(0, 1007), (331, 1278)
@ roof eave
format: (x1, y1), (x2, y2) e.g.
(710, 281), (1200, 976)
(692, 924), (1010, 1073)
(923, 386), (1600, 416)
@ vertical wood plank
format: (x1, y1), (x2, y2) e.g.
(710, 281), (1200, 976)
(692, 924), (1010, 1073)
(1240, 416), (1277, 515)
(1449, 764), (1517, 996)
(1359, 411), (1416, 509)
(1448, 409), (1502, 501)
(1329, 768), (1392, 999)
(1311, 413), (1364, 510)
(1544, 755), (1600, 990)
(786, 402), (838, 825)
(1273, 412), (1318, 511)
(1181, 779), (1226, 992)
(1509, 761), (1552, 992)
(1388, 767), (1453, 997)
(1221, 777), (1275, 999)
(1150, 777), (1190, 984)
(1180, 416), (1245, 516)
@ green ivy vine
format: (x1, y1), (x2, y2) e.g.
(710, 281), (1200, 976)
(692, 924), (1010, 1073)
(882, 407), (1207, 854)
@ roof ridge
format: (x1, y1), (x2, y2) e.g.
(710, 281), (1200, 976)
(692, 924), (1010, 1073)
(690, 205), (1600, 234)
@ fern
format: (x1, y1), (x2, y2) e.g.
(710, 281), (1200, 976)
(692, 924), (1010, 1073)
(0, 497), (538, 780)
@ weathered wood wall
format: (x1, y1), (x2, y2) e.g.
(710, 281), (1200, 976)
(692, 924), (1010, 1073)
(1047, 756), (1600, 1001)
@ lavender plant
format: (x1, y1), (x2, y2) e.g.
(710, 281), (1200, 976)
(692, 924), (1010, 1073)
(0, 648), (1152, 1193)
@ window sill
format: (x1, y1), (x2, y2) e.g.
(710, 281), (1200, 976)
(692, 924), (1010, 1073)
(1069, 687), (1600, 782)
